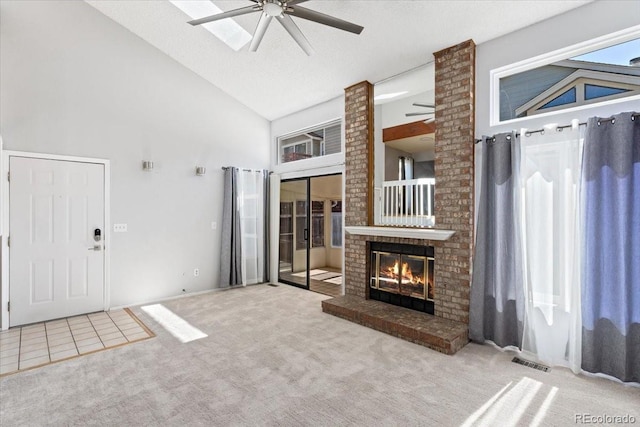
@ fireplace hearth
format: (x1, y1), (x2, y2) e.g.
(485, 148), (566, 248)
(369, 242), (434, 314)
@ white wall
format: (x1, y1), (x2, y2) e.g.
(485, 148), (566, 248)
(476, 0), (640, 136)
(0, 0), (271, 312)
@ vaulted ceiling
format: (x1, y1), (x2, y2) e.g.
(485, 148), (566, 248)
(86, 0), (592, 121)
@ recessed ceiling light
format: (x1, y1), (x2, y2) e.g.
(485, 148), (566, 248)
(170, 1), (251, 51)
(374, 91), (408, 101)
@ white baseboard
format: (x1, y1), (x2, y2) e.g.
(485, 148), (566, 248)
(109, 282), (269, 311)
(109, 288), (218, 311)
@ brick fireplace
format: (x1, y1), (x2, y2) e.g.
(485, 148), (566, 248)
(322, 40), (475, 355)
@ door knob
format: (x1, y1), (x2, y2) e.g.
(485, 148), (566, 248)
(88, 245), (102, 251)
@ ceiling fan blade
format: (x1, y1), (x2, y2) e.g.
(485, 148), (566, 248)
(249, 13), (273, 52)
(285, 5), (363, 34)
(188, 5), (260, 26)
(285, 0), (310, 5)
(276, 14), (314, 56)
(412, 103), (435, 108)
(405, 112), (435, 117)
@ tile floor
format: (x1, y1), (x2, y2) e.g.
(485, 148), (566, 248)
(0, 309), (153, 376)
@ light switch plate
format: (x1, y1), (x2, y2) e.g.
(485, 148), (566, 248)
(211, 222), (217, 230)
(113, 224), (128, 232)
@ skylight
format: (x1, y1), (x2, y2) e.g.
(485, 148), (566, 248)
(170, 1), (251, 51)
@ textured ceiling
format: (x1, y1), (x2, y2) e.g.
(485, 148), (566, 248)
(86, 0), (592, 121)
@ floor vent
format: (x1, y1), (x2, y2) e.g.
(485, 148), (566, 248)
(512, 357), (550, 372)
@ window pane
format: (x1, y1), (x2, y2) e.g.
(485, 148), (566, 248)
(277, 121), (342, 164)
(540, 87), (576, 109)
(584, 84), (630, 100)
(312, 200), (324, 213)
(296, 200), (307, 250)
(312, 215), (324, 247)
(498, 37), (640, 121)
(280, 202), (292, 216)
(312, 201), (324, 247)
(296, 200), (307, 216)
(279, 217), (292, 234)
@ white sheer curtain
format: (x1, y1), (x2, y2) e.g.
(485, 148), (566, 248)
(237, 169), (267, 286)
(519, 126), (583, 372)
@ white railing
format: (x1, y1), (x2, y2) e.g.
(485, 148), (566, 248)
(377, 178), (435, 227)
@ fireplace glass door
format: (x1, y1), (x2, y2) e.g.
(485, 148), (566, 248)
(369, 242), (435, 315)
(371, 251), (430, 301)
(377, 252), (401, 293)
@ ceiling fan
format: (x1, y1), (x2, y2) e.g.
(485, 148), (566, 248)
(187, 0), (364, 56)
(405, 102), (435, 117)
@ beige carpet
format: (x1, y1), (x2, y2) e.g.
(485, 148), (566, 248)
(0, 284), (638, 426)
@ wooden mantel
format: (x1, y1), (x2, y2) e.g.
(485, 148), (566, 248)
(382, 119), (436, 142)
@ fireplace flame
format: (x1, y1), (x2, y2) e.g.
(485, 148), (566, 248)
(385, 261), (424, 285)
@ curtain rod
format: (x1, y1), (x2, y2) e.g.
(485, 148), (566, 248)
(221, 167), (268, 173)
(475, 112), (640, 144)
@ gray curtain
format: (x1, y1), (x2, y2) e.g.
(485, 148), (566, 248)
(220, 167), (242, 287)
(470, 132), (525, 348)
(581, 112), (640, 382)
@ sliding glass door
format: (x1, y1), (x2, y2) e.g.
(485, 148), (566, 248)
(278, 174), (344, 297)
(278, 178), (310, 289)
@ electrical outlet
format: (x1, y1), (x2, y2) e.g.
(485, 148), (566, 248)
(211, 222), (217, 230)
(193, 268), (199, 277)
(113, 224), (128, 232)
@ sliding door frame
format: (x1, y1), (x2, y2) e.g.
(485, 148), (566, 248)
(278, 177), (311, 290)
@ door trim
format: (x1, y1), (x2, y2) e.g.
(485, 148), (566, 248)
(1, 151), (111, 330)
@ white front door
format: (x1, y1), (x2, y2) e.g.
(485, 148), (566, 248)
(9, 156), (105, 326)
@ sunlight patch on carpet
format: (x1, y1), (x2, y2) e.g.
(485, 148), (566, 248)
(141, 304), (207, 343)
(461, 377), (544, 427)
